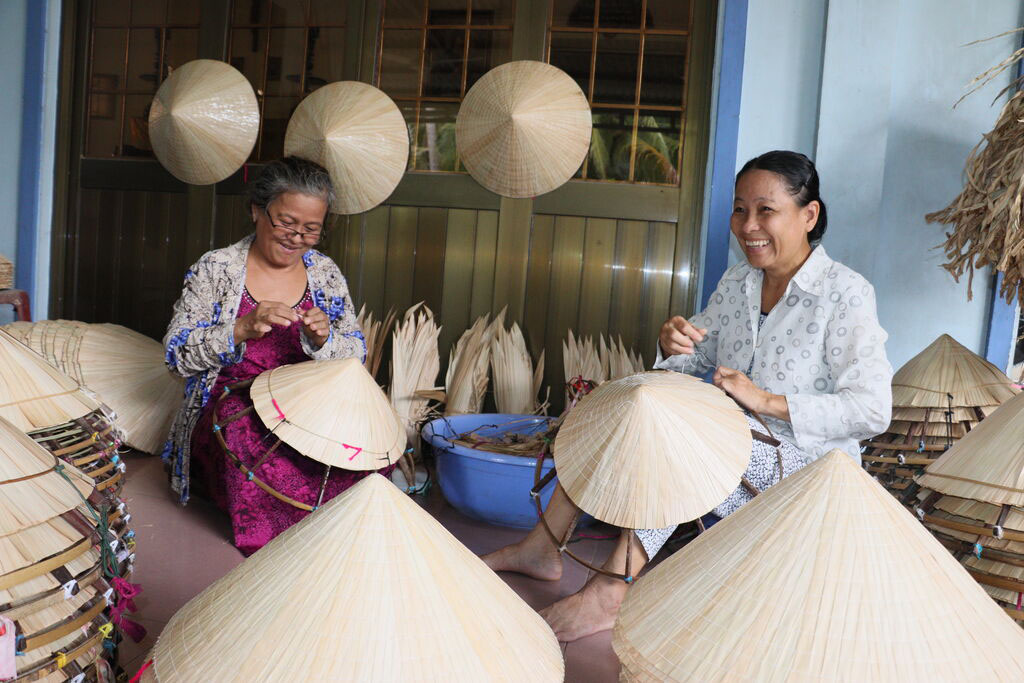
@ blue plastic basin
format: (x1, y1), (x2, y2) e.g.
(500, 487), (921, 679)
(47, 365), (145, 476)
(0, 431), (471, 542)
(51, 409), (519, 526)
(423, 413), (559, 528)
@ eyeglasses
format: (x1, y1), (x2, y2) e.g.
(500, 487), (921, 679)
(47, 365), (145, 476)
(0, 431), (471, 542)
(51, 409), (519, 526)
(263, 206), (323, 245)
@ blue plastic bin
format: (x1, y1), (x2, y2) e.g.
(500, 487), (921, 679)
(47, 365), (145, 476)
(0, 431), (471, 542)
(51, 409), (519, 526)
(422, 413), (559, 528)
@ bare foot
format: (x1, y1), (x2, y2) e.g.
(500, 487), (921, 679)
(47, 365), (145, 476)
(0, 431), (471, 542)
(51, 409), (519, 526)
(481, 538), (563, 581)
(539, 576), (629, 642)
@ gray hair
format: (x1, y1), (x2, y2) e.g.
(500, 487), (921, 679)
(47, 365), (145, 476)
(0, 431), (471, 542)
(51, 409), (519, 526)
(246, 156), (336, 215)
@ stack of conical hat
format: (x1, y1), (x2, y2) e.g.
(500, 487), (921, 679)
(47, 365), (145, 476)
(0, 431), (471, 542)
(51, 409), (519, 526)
(250, 357), (406, 469)
(914, 390), (1024, 622)
(862, 334), (1019, 500)
(552, 371), (751, 528)
(140, 473), (563, 681)
(3, 320), (184, 454)
(612, 450), (1024, 681)
(0, 415), (114, 680)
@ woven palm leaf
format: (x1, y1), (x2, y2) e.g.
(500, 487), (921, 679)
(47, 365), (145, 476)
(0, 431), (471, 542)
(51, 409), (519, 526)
(891, 334), (1018, 408)
(0, 515), (92, 580)
(490, 322), (545, 414)
(148, 474), (563, 682)
(553, 371), (751, 528)
(0, 546), (99, 618)
(613, 451), (1024, 681)
(2, 320), (32, 344)
(15, 583), (107, 674)
(149, 59), (259, 185)
(389, 303), (441, 452)
(250, 358), (406, 470)
(284, 81), (409, 215)
(457, 60), (591, 198)
(356, 304), (397, 381)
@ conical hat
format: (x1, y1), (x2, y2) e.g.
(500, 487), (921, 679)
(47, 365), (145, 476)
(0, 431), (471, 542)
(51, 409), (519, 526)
(891, 334), (1018, 408)
(284, 81), (409, 214)
(552, 371), (751, 528)
(456, 60), (592, 198)
(149, 474), (563, 681)
(917, 391), (1024, 506)
(0, 417), (93, 537)
(250, 358), (406, 470)
(149, 59), (259, 185)
(0, 330), (99, 430)
(612, 450), (1024, 682)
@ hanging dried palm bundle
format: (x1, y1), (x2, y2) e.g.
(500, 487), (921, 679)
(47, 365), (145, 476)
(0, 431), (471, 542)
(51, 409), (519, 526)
(444, 313), (496, 415)
(355, 304), (396, 381)
(926, 30), (1024, 303)
(490, 322), (548, 414)
(389, 303), (441, 458)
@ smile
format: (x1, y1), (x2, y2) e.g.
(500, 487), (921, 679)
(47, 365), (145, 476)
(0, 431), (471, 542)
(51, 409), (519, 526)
(745, 239), (770, 248)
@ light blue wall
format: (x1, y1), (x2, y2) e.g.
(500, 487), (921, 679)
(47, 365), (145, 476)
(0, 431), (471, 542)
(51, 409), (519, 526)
(0, 0), (27, 272)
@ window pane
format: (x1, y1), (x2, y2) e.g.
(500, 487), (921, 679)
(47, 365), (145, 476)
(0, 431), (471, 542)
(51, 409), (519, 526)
(384, 0), (426, 26)
(233, 0), (268, 25)
(646, 0), (689, 31)
(127, 28), (161, 92)
(122, 94), (154, 157)
(305, 27), (345, 93)
(92, 28), (128, 88)
(94, 0), (130, 26)
(265, 28), (306, 96)
(598, 0), (643, 28)
(380, 29), (422, 97)
(87, 94), (122, 157)
(131, 0), (166, 25)
(230, 28), (268, 94)
(423, 29), (465, 97)
(427, 0), (468, 25)
(269, 0), (308, 25)
(549, 31), (591, 98)
(414, 102), (458, 171)
(397, 100), (418, 168)
(594, 32), (639, 104)
(587, 109), (633, 181)
(164, 28), (200, 81)
(634, 110), (680, 184)
(470, 0), (514, 26)
(466, 29), (511, 92)
(167, 0), (201, 25)
(639, 34), (686, 107)
(309, 0), (347, 24)
(261, 96), (300, 160)
(551, 0), (593, 28)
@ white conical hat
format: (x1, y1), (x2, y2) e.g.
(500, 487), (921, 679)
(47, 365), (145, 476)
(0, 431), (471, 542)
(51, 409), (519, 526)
(457, 60), (592, 198)
(284, 81), (409, 214)
(148, 474), (563, 682)
(917, 391), (1024, 506)
(0, 329), (99, 430)
(891, 334), (1019, 408)
(250, 358), (406, 470)
(553, 371), (751, 528)
(149, 59), (259, 185)
(613, 450), (1024, 682)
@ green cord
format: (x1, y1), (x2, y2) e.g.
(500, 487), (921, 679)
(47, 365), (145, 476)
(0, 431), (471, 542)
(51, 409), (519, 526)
(54, 461), (119, 578)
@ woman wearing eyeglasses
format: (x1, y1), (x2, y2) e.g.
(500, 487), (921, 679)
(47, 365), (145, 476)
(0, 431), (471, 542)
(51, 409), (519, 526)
(161, 156), (388, 555)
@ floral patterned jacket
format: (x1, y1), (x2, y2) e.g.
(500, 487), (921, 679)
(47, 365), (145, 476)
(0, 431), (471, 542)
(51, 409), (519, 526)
(161, 234), (366, 503)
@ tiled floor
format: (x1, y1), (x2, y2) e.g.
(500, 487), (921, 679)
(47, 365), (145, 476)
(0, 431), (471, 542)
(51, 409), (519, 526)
(116, 453), (623, 681)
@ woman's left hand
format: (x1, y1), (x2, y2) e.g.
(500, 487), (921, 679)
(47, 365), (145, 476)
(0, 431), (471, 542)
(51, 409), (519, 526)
(302, 307), (330, 349)
(713, 366), (789, 420)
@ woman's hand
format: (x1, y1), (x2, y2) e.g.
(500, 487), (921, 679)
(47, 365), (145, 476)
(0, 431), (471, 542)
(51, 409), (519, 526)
(233, 301), (300, 344)
(713, 365), (790, 420)
(301, 306), (330, 349)
(658, 316), (708, 357)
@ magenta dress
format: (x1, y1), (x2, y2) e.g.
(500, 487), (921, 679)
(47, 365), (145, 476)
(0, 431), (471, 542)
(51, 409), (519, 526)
(191, 287), (394, 556)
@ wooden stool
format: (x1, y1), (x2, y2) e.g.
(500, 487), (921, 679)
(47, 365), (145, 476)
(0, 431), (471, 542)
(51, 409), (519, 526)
(0, 289), (31, 321)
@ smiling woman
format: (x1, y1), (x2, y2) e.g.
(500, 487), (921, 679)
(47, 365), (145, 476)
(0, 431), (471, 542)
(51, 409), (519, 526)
(160, 157), (394, 555)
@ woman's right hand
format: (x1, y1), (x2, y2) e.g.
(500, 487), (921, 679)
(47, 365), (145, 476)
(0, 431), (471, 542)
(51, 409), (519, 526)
(233, 301), (300, 344)
(658, 316), (707, 357)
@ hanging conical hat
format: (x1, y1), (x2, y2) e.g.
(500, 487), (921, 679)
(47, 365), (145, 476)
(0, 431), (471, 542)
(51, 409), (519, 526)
(0, 417), (93, 537)
(552, 371), (751, 528)
(149, 59), (259, 185)
(250, 358), (406, 470)
(284, 81), (409, 214)
(612, 450), (1024, 682)
(457, 60), (592, 198)
(147, 473), (563, 681)
(0, 330), (99, 430)
(891, 334), (1018, 408)
(917, 391), (1024, 506)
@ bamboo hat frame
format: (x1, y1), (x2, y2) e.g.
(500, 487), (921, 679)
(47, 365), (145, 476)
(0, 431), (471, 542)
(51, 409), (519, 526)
(613, 450), (1024, 681)
(146, 474), (563, 682)
(149, 59), (259, 186)
(284, 81), (409, 214)
(456, 60), (592, 198)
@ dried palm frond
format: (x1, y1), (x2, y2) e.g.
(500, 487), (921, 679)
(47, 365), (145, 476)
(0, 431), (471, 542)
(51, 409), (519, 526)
(490, 322), (547, 414)
(389, 303), (441, 455)
(562, 330), (605, 389)
(603, 335), (646, 380)
(356, 304), (397, 381)
(926, 36), (1024, 303)
(444, 316), (493, 415)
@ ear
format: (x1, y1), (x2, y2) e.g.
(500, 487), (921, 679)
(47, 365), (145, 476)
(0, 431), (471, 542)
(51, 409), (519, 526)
(803, 200), (820, 233)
